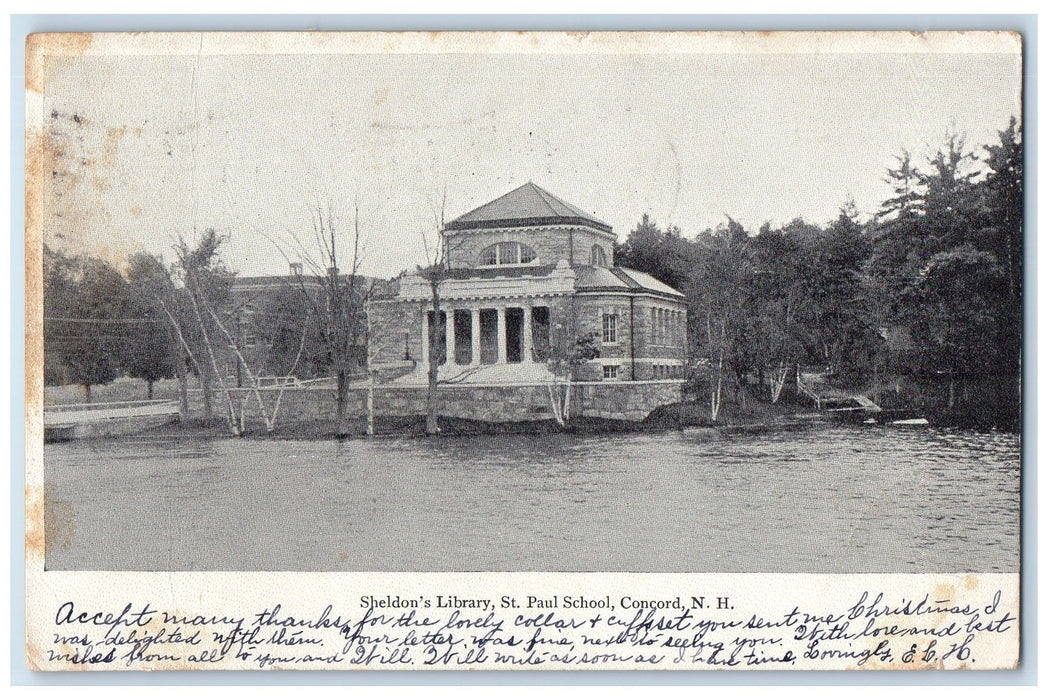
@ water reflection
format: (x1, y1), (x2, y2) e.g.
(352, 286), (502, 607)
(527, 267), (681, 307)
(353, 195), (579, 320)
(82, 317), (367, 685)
(44, 425), (1020, 573)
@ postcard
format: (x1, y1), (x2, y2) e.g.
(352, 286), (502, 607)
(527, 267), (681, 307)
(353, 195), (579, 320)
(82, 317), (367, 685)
(25, 30), (1022, 671)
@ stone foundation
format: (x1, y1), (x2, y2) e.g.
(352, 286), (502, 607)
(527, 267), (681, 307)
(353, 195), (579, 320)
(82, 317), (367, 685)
(186, 380), (683, 429)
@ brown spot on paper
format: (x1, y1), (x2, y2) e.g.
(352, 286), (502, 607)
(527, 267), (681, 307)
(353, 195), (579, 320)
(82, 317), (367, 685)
(933, 582), (956, 605)
(33, 112), (140, 267)
(24, 127), (45, 592)
(25, 484), (45, 561)
(102, 126), (126, 164)
(24, 130), (46, 417)
(44, 492), (75, 553)
(26, 33), (94, 94)
(26, 638), (44, 672)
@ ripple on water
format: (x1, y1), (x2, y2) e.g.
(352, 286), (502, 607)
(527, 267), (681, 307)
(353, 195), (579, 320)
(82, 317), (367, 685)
(42, 425), (1020, 572)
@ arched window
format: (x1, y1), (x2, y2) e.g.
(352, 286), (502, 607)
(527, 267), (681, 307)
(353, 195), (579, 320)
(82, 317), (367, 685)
(478, 241), (537, 266)
(590, 244), (608, 266)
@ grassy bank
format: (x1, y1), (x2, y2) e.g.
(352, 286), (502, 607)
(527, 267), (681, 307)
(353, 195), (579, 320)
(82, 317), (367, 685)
(137, 391), (802, 441)
(47, 372), (1019, 441)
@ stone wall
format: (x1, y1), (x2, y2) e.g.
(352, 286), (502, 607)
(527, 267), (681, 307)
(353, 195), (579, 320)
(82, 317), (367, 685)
(571, 296), (688, 381)
(371, 290), (688, 382)
(370, 299), (425, 365)
(445, 225), (614, 270)
(629, 297), (688, 380)
(632, 297), (688, 361)
(577, 381), (684, 421)
(187, 379), (683, 429)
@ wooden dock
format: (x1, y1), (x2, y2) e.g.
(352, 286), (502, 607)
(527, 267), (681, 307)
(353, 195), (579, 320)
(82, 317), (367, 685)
(797, 374), (882, 418)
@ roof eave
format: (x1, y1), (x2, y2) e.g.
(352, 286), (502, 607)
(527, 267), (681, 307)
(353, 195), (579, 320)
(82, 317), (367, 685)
(574, 286), (686, 301)
(445, 216), (613, 234)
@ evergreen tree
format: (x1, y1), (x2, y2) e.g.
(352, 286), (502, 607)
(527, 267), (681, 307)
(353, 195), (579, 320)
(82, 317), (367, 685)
(982, 116), (1023, 302)
(811, 203), (877, 383)
(869, 150), (928, 315)
(918, 132), (982, 256)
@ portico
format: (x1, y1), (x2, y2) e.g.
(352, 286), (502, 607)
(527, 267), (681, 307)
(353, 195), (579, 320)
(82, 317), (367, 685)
(422, 301), (549, 368)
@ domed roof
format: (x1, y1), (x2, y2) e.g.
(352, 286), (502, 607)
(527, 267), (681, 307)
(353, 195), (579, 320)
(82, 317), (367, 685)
(445, 182), (611, 233)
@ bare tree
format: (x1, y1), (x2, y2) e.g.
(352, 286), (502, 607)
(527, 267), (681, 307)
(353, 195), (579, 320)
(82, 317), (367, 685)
(268, 199), (368, 437)
(545, 299), (599, 426)
(415, 186), (468, 436)
(417, 232), (448, 435)
(694, 220), (752, 423)
(119, 251), (194, 418)
(172, 229), (242, 435)
(361, 281), (385, 437)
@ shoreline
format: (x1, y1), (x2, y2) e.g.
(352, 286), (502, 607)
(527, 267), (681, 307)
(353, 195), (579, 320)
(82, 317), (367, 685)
(56, 406), (1012, 444)
(42, 388), (1021, 444)
(109, 396), (811, 441)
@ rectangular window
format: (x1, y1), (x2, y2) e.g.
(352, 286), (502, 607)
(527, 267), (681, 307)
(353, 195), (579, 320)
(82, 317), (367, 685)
(603, 365), (619, 380)
(602, 312), (618, 344)
(650, 308), (657, 344)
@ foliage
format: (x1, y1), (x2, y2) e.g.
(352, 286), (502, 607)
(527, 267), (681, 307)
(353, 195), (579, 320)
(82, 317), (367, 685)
(616, 119), (1022, 426)
(906, 246), (1007, 380)
(41, 117), (1022, 430)
(172, 229), (241, 432)
(547, 331), (601, 379)
(253, 284), (327, 378)
(122, 253), (178, 397)
(43, 247), (132, 400)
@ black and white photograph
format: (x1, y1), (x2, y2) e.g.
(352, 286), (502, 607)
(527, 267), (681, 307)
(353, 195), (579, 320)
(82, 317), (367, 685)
(25, 30), (1023, 671)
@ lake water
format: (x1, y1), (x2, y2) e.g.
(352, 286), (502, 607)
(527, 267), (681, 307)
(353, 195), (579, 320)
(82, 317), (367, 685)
(43, 425), (1020, 572)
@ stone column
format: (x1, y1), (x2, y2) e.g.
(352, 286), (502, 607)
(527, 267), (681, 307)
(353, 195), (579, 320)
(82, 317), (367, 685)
(471, 309), (481, 367)
(522, 304), (533, 363)
(445, 308), (456, 365)
(496, 306), (507, 364)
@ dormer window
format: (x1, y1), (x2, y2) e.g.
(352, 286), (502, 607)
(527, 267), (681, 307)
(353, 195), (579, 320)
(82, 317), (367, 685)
(590, 244), (608, 267)
(478, 242), (537, 267)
